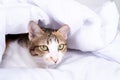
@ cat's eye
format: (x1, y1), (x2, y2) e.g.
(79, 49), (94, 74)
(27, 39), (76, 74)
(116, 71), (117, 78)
(40, 45), (48, 51)
(58, 44), (65, 50)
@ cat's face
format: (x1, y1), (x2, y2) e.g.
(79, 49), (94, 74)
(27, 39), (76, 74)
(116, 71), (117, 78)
(28, 21), (70, 66)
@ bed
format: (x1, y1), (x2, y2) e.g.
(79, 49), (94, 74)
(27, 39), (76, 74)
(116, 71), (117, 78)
(0, 0), (120, 80)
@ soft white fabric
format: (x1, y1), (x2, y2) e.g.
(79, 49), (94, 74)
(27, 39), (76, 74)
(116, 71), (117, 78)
(0, 50), (120, 80)
(0, 6), (5, 61)
(0, 0), (119, 52)
(5, 3), (50, 34)
(0, 0), (119, 55)
(0, 0), (120, 80)
(30, 0), (119, 51)
(29, 0), (103, 51)
(94, 31), (120, 63)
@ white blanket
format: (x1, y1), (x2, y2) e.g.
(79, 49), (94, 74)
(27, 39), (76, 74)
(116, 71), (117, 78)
(0, 0), (120, 80)
(0, 50), (120, 80)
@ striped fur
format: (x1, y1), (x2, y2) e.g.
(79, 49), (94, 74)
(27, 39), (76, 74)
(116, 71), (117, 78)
(1, 21), (70, 68)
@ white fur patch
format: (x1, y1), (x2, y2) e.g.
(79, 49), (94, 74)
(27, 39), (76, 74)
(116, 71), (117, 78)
(43, 38), (64, 66)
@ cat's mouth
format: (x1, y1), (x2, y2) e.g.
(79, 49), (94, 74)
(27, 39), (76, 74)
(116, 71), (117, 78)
(33, 56), (61, 66)
(44, 57), (60, 65)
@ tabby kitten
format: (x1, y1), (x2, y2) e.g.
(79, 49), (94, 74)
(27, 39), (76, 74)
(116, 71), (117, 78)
(0, 21), (70, 68)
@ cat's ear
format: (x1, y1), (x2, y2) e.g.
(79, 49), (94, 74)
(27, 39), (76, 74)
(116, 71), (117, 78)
(28, 21), (44, 40)
(57, 24), (70, 39)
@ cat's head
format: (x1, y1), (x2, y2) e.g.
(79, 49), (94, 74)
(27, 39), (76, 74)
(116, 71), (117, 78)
(28, 21), (70, 66)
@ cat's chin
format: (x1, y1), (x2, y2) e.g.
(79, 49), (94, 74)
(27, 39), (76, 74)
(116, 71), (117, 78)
(33, 60), (58, 68)
(47, 63), (60, 68)
(36, 63), (58, 68)
(45, 61), (62, 68)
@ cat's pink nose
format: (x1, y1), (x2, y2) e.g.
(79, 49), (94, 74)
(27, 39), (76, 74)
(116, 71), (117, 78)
(50, 57), (58, 63)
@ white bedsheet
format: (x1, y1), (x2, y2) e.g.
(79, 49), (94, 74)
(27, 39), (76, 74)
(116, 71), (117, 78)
(0, 49), (120, 80)
(0, 0), (120, 80)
